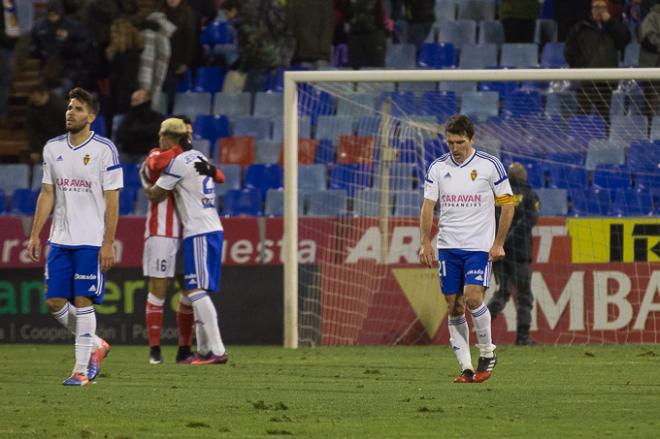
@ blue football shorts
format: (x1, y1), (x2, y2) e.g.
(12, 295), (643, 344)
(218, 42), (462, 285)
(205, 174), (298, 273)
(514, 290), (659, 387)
(437, 249), (491, 295)
(182, 231), (224, 293)
(45, 244), (105, 304)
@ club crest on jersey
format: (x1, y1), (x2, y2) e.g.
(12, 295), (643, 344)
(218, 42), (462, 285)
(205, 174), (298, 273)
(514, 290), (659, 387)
(470, 169), (477, 181)
(83, 154), (91, 165)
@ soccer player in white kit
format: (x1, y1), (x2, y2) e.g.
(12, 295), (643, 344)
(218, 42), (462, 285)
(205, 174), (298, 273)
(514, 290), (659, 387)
(27, 88), (123, 386)
(419, 115), (514, 383)
(143, 119), (228, 364)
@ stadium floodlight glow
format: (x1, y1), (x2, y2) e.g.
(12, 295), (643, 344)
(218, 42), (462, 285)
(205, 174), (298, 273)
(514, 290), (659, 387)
(283, 68), (660, 349)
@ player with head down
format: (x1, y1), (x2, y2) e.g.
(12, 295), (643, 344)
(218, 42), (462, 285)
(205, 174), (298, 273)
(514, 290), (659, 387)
(142, 118), (228, 364)
(419, 115), (514, 383)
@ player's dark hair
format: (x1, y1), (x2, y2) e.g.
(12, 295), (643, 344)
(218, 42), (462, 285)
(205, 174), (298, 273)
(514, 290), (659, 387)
(68, 87), (99, 115)
(180, 134), (193, 151)
(445, 115), (474, 139)
(173, 114), (192, 125)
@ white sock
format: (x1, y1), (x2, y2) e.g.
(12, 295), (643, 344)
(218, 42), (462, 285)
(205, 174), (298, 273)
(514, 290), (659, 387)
(195, 317), (209, 355)
(448, 314), (473, 372)
(470, 304), (496, 358)
(189, 291), (226, 356)
(51, 302), (103, 349)
(147, 292), (165, 306)
(74, 306), (96, 374)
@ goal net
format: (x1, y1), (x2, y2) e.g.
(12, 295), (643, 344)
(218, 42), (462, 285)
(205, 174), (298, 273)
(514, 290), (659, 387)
(283, 68), (660, 347)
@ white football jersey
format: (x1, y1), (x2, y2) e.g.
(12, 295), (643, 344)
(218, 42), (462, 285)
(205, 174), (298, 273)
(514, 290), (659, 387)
(42, 132), (124, 247)
(424, 149), (513, 252)
(155, 150), (223, 238)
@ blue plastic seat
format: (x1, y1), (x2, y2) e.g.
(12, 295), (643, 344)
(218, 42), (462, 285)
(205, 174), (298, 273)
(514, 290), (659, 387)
(439, 81), (477, 94)
(545, 163), (588, 189)
(628, 140), (660, 171)
(570, 187), (611, 216)
(567, 115), (606, 149)
(478, 20), (505, 45)
(194, 66), (225, 93)
(315, 139), (335, 164)
(376, 91), (416, 117)
(419, 91), (457, 123)
(336, 93), (376, 116)
(173, 92), (212, 119)
(305, 189), (348, 217)
(329, 164), (372, 196)
(385, 43), (417, 68)
(536, 188), (568, 215)
(193, 114), (230, 146)
(264, 189), (304, 216)
(477, 80), (519, 97)
(534, 19), (558, 46)
(585, 139), (626, 170)
(200, 21), (234, 45)
(270, 116), (311, 142)
(0, 188), (6, 214)
(176, 69), (194, 92)
(394, 190), (424, 217)
(372, 162), (416, 191)
(118, 187), (136, 215)
(437, 20), (477, 51)
(540, 42), (566, 67)
(457, 0), (494, 20)
(459, 43), (498, 69)
(244, 164), (283, 199)
(298, 87), (334, 124)
(435, 0), (457, 21)
(255, 141), (281, 164)
(31, 164), (43, 190)
(622, 42), (640, 67)
(353, 189), (396, 216)
(635, 171), (660, 190)
(222, 188), (263, 216)
(191, 139), (211, 157)
(651, 116), (660, 140)
(315, 115), (354, 144)
(121, 163), (141, 190)
(217, 164), (241, 196)
(253, 92), (283, 117)
(213, 92), (251, 117)
(356, 116), (381, 137)
(545, 91), (577, 117)
(500, 43), (539, 68)
(593, 165), (632, 190)
(11, 188), (38, 215)
(0, 164), (29, 195)
(111, 114), (124, 141)
(502, 90), (542, 118)
(417, 43), (456, 68)
(233, 116), (271, 140)
(611, 188), (654, 216)
(299, 164), (327, 191)
(461, 91), (499, 121)
(90, 114), (106, 137)
(609, 115), (648, 144)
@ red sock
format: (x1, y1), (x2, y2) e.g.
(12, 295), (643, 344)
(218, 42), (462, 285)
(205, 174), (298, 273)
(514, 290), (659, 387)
(146, 294), (164, 347)
(177, 302), (195, 347)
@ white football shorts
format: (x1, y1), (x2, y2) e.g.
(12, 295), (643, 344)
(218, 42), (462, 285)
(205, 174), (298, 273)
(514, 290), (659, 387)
(143, 236), (180, 278)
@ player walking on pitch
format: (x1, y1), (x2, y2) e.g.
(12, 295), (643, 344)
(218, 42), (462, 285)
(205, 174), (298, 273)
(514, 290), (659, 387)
(27, 88), (122, 386)
(419, 115), (514, 383)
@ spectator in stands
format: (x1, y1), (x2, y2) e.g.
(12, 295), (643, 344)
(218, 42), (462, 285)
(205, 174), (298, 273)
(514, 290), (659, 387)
(187, 0), (218, 68)
(106, 18), (144, 126)
(391, 0), (436, 49)
(288, 0), (335, 68)
(160, 0), (196, 113)
(553, 0), (592, 41)
(565, 0), (631, 123)
(26, 83), (67, 163)
(639, 2), (660, 119)
(31, 0), (91, 90)
(116, 89), (165, 162)
(137, 12), (176, 112)
(499, 0), (541, 43)
(339, 0), (391, 69)
(487, 162), (540, 346)
(0, 0), (19, 128)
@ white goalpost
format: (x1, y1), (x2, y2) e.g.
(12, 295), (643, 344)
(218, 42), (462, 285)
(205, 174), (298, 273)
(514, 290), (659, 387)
(283, 68), (660, 348)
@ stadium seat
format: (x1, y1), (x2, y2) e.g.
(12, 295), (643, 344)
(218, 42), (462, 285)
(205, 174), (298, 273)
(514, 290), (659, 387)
(394, 190), (424, 217)
(176, 69), (194, 92)
(329, 164), (372, 196)
(536, 188), (568, 215)
(546, 152), (585, 166)
(118, 187), (136, 215)
(458, 44), (498, 69)
(337, 136), (376, 166)
(544, 91), (578, 117)
(218, 136), (256, 168)
(570, 187), (611, 216)
(567, 115), (606, 149)
(255, 141), (281, 164)
(299, 164), (327, 191)
(353, 189), (394, 216)
(534, 19), (558, 46)
(305, 189), (348, 217)
(90, 114), (106, 137)
(611, 188), (654, 216)
(650, 116), (660, 141)
(376, 91), (416, 117)
(500, 43), (539, 68)
(593, 165), (632, 189)
(435, 0), (457, 21)
(315, 115), (355, 144)
(461, 91), (499, 121)
(609, 115), (648, 144)
(502, 90), (542, 118)
(397, 81), (438, 93)
(336, 93), (376, 116)
(121, 163), (141, 190)
(474, 138), (502, 158)
(372, 162), (416, 191)
(271, 116), (311, 142)
(193, 114), (230, 146)
(194, 66), (225, 93)
(279, 138), (318, 165)
(244, 164), (283, 199)
(10, 188), (38, 215)
(477, 80), (520, 97)
(111, 114), (124, 141)
(233, 116), (271, 140)
(439, 81), (477, 93)
(419, 91), (457, 123)
(437, 20), (477, 51)
(0, 189), (5, 214)
(191, 139), (211, 157)
(134, 189), (149, 216)
(585, 139), (626, 170)
(253, 92), (283, 117)
(627, 140), (659, 171)
(546, 163), (588, 189)
(213, 92), (251, 117)
(540, 42), (567, 68)
(173, 92), (212, 119)
(264, 188), (304, 216)
(609, 90), (627, 116)
(385, 43), (417, 68)
(356, 116), (381, 137)
(417, 42), (456, 68)
(221, 188), (263, 216)
(216, 164), (241, 196)
(635, 171), (660, 191)
(200, 21), (233, 45)
(622, 42), (640, 67)
(478, 20), (505, 46)
(265, 65), (310, 92)
(457, 0), (494, 20)
(31, 164), (43, 190)
(298, 88), (334, 123)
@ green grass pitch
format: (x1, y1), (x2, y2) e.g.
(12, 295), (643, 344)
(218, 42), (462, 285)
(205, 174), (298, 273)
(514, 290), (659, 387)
(1, 344), (659, 438)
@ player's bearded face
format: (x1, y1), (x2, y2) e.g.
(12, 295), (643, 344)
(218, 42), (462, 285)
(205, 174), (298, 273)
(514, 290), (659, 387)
(446, 133), (474, 164)
(65, 98), (92, 134)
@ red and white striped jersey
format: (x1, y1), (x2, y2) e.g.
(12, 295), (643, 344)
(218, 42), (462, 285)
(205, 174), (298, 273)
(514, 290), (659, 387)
(144, 146), (184, 239)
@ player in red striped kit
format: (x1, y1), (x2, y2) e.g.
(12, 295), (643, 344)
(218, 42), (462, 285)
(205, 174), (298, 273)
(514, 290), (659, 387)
(142, 117), (225, 364)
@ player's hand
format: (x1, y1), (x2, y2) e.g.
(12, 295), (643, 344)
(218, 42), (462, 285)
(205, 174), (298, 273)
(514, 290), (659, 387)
(194, 156), (216, 177)
(489, 244), (505, 262)
(27, 237), (41, 262)
(99, 242), (116, 272)
(418, 242), (436, 268)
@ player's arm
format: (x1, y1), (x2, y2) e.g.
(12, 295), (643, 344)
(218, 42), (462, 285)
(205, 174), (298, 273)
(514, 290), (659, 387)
(419, 198), (437, 268)
(146, 157), (180, 202)
(491, 195), (514, 261)
(100, 189), (120, 272)
(27, 183), (55, 262)
(194, 156), (225, 183)
(144, 181), (170, 203)
(146, 145), (184, 172)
